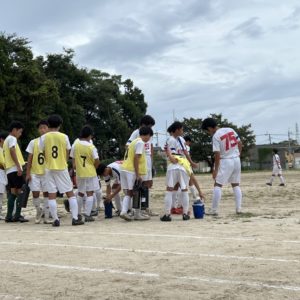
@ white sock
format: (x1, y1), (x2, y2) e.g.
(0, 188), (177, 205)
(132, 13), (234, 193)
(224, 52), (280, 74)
(69, 197), (79, 220)
(279, 176), (285, 184)
(85, 196), (94, 216)
(212, 186), (222, 212)
(164, 191), (173, 215)
(121, 195), (131, 214)
(32, 197), (41, 213)
(43, 197), (50, 219)
(177, 190), (182, 207)
(0, 194), (3, 215)
(172, 191), (177, 208)
(189, 185), (198, 199)
(269, 176), (275, 183)
(233, 186), (242, 211)
(95, 189), (102, 209)
(77, 195), (84, 215)
(48, 200), (58, 221)
(181, 191), (189, 214)
(113, 191), (122, 211)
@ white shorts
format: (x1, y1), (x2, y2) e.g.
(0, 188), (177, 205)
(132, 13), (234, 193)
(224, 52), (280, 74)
(0, 183), (6, 194)
(77, 176), (100, 193)
(166, 169), (189, 190)
(121, 170), (136, 190)
(216, 157), (241, 185)
(142, 156), (152, 181)
(272, 166), (282, 176)
(45, 169), (73, 194)
(29, 174), (48, 192)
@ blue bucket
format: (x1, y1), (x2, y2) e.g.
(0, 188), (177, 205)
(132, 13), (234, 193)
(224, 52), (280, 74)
(193, 202), (205, 219)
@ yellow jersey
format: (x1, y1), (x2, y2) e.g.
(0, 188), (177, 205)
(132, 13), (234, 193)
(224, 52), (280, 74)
(0, 147), (5, 169)
(44, 132), (69, 170)
(73, 141), (97, 178)
(3, 136), (25, 170)
(31, 138), (45, 175)
(122, 138), (147, 175)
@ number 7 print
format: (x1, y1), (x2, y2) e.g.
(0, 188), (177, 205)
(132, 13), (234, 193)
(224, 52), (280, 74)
(220, 132), (237, 151)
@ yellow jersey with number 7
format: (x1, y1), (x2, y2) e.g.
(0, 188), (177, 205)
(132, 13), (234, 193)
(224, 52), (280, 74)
(74, 142), (97, 178)
(44, 132), (68, 170)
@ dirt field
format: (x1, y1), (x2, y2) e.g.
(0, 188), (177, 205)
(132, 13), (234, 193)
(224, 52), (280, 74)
(0, 171), (299, 300)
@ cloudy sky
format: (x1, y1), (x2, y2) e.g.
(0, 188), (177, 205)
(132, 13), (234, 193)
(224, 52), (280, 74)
(1, 0), (300, 144)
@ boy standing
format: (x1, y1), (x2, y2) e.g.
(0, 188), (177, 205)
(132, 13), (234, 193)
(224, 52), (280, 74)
(266, 149), (285, 186)
(40, 115), (84, 227)
(26, 120), (51, 224)
(0, 132), (8, 220)
(201, 118), (243, 216)
(120, 127), (153, 221)
(70, 125), (100, 222)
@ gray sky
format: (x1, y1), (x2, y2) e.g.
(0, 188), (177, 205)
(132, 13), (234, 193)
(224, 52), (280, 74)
(1, 0), (300, 144)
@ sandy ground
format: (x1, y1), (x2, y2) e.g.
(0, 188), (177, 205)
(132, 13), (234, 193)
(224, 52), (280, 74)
(0, 171), (299, 300)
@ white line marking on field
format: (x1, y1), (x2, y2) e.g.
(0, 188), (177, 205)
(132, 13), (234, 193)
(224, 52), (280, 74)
(0, 241), (298, 264)
(0, 229), (299, 244)
(0, 259), (299, 292)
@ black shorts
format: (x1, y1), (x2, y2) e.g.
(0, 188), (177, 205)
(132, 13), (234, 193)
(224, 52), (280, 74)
(7, 172), (25, 189)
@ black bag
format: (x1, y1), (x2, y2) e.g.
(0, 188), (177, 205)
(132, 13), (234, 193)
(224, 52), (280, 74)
(20, 182), (31, 208)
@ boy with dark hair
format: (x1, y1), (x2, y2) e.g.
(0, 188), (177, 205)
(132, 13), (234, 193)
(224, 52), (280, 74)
(4, 121), (28, 222)
(70, 125), (100, 222)
(266, 149), (285, 186)
(126, 115), (157, 216)
(201, 118), (243, 216)
(39, 114), (84, 227)
(121, 126), (153, 221)
(26, 120), (51, 224)
(0, 132), (8, 220)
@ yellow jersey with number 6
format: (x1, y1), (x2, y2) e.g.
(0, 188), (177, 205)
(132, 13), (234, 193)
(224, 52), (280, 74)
(74, 142), (97, 178)
(44, 132), (68, 170)
(31, 138), (45, 175)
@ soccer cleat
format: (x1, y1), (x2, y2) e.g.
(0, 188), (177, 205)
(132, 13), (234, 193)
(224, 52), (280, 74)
(5, 218), (14, 223)
(236, 209), (242, 214)
(144, 208), (159, 217)
(171, 207), (183, 215)
(120, 213), (133, 221)
(206, 209), (218, 216)
(84, 216), (95, 222)
(160, 214), (172, 222)
(52, 219), (60, 227)
(78, 214), (83, 222)
(91, 210), (98, 217)
(266, 183), (272, 186)
(279, 183), (285, 187)
(113, 210), (121, 217)
(72, 218), (84, 226)
(35, 208), (43, 224)
(13, 216), (29, 223)
(134, 212), (150, 221)
(63, 199), (70, 212)
(43, 219), (53, 224)
(183, 213), (190, 221)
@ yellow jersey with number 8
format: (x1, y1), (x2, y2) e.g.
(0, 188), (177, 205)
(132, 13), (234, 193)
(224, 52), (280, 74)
(31, 138), (45, 175)
(44, 132), (68, 170)
(74, 142), (97, 178)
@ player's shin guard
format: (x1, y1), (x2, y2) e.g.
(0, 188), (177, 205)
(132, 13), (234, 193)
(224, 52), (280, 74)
(164, 191), (173, 215)
(181, 191), (189, 214)
(121, 195), (131, 214)
(233, 186), (242, 211)
(48, 200), (58, 221)
(85, 196), (94, 216)
(212, 186), (222, 213)
(279, 176), (285, 184)
(69, 197), (79, 220)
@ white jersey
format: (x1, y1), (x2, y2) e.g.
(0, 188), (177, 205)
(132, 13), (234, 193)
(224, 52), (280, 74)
(104, 161), (122, 185)
(166, 136), (187, 172)
(127, 129), (152, 157)
(273, 154), (281, 169)
(213, 128), (240, 159)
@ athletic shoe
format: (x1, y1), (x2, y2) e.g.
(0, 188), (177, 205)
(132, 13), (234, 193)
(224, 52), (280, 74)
(134, 212), (150, 221)
(171, 207), (183, 215)
(183, 213), (190, 221)
(266, 183), (272, 186)
(35, 208), (43, 224)
(72, 218), (84, 226)
(144, 208), (159, 216)
(43, 219), (53, 224)
(63, 199), (70, 212)
(206, 209), (218, 216)
(85, 216), (95, 222)
(160, 214), (172, 222)
(78, 214), (83, 222)
(279, 183), (285, 186)
(5, 217), (14, 223)
(120, 213), (133, 221)
(91, 210), (98, 217)
(52, 219), (60, 227)
(113, 210), (121, 217)
(13, 216), (29, 223)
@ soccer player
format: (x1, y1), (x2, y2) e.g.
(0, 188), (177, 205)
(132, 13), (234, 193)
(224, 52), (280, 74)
(126, 115), (157, 216)
(201, 118), (243, 216)
(39, 114), (84, 227)
(97, 161), (122, 216)
(70, 125), (100, 222)
(161, 121), (198, 222)
(120, 126), (153, 221)
(0, 132), (8, 220)
(266, 149), (285, 186)
(26, 120), (51, 224)
(4, 121), (28, 222)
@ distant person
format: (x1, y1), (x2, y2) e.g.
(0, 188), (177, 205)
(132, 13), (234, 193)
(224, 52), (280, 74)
(266, 149), (285, 186)
(201, 118), (243, 216)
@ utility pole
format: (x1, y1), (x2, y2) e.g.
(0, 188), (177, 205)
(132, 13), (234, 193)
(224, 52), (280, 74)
(155, 131), (159, 147)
